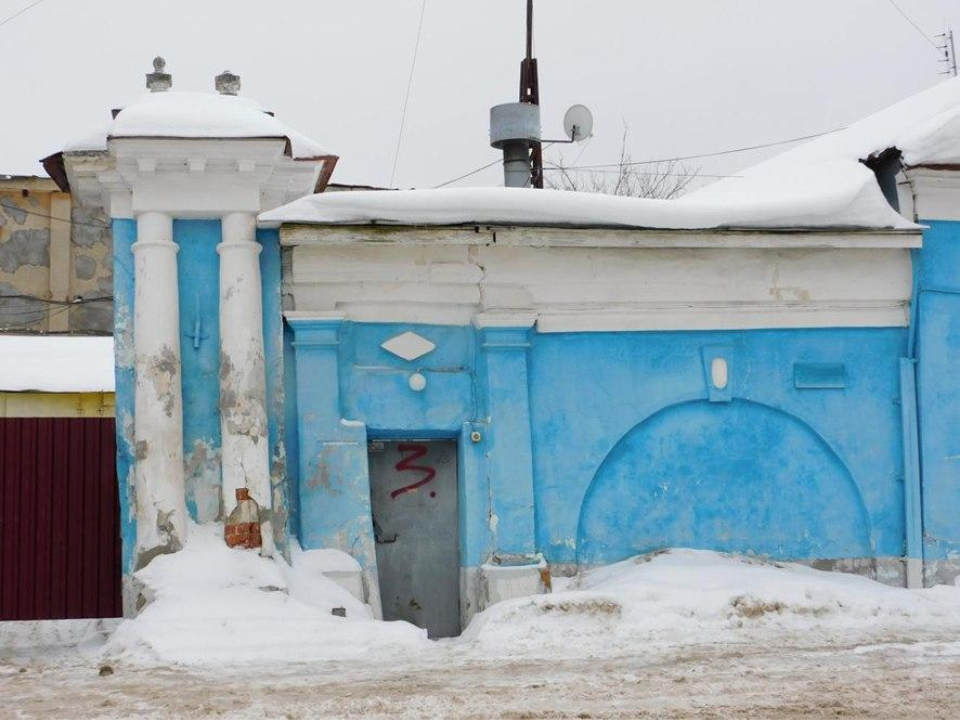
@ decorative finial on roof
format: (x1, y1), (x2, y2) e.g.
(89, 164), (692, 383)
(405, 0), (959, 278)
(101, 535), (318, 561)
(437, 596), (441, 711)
(215, 70), (241, 96)
(147, 56), (172, 93)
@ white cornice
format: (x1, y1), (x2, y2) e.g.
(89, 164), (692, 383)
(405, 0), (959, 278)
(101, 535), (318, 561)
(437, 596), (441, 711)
(280, 224), (921, 250)
(905, 167), (960, 223)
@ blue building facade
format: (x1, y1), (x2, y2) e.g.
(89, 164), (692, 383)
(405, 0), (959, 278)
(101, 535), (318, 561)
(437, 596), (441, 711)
(51, 69), (960, 631)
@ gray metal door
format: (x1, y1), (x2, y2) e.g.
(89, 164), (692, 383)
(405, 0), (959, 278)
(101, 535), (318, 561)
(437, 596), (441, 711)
(369, 440), (460, 638)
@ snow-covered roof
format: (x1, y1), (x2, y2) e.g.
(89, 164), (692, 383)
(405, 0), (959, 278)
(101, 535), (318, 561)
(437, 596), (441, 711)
(263, 77), (960, 233)
(258, 176), (913, 231)
(62, 91), (331, 160)
(692, 75), (960, 205)
(0, 336), (114, 393)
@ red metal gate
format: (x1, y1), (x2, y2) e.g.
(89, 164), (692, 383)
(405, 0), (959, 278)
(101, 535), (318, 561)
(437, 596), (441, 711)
(0, 417), (121, 620)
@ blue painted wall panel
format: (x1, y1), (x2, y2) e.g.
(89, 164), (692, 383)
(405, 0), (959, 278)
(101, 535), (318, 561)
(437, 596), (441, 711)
(529, 328), (905, 564)
(290, 319), (907, 570)
(112, 219), (137, 575)
(915, 219), (960, 569)
(258, 229), (289, 552)
(174, 220), (222, 522)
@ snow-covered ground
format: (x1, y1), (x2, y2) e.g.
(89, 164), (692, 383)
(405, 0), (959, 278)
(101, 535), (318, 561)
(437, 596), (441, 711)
(4, 524), (960, 718)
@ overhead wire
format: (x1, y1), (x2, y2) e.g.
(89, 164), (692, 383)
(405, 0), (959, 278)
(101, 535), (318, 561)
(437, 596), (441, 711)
(883, 0), (941, 52)
(389, 0), (429, 188)
(433, 128), (843, 188)
(0, 202), (111, 229)
(0, 0), (45, 30)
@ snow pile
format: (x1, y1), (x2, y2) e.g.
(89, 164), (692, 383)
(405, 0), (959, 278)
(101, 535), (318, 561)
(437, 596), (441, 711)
(61, 91), (331, 160)
(0, 335), (114, 392)
(104, 524), (427, 666)
(462, 550), (960, 653)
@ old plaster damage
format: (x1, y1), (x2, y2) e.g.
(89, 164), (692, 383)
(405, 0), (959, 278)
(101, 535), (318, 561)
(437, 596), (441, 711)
(0, 182), (112, 333)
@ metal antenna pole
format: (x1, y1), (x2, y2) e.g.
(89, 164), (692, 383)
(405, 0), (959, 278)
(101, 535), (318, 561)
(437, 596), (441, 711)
(519, 0), (544, 187)
(950, 29), (958, 77)
(937, 28), (958, 77)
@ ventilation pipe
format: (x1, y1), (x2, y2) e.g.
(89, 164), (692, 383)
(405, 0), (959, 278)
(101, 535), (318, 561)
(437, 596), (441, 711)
(490, 102), (541, 188)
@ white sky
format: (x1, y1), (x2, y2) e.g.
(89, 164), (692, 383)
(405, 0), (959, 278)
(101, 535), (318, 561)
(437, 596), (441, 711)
(1, 0), (959, 192)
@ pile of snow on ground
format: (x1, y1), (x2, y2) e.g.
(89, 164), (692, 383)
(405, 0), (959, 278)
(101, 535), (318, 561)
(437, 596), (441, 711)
(104, 524), (427, 666)
(462, 549), (960, 652)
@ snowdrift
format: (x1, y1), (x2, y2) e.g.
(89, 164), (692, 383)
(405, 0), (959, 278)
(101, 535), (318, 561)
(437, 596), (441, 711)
(103, 524), (427, 666)
(462, 549), (960, 652)
(101, 526), (960, 666)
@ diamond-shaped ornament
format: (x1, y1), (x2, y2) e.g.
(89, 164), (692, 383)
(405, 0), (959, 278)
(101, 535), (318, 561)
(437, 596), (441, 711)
(380, 331), (436, 362)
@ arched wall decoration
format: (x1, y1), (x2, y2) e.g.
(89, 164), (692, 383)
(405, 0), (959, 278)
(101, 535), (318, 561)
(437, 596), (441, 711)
(576, 398), (873, 566)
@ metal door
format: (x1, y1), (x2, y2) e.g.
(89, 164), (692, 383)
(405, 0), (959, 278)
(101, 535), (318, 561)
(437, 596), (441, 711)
(368, 440), (460, 638)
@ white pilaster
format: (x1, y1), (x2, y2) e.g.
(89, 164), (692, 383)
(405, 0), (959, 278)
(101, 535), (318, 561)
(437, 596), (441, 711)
(132, 211), (188, 565)
(217, 212), (274, 554)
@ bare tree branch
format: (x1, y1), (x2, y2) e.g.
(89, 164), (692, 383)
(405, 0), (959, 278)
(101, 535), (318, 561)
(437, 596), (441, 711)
(546, 126), (700, 200)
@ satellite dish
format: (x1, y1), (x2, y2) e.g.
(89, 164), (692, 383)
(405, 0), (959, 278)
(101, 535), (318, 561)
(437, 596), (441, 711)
(563, 104), (594, 142)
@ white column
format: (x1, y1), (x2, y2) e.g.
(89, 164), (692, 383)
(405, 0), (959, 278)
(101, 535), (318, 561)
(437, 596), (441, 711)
(132, 211), (188, 566)
(218, 212), (274, 554)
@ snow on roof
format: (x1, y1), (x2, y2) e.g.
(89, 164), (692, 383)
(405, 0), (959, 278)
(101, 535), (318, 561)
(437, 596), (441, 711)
(0, 335), (114, 393)
(263, 77), (960, 233)
(691, 76), (960, 205)
(62, 91), (331, 160)
(258, 175), (913, 231)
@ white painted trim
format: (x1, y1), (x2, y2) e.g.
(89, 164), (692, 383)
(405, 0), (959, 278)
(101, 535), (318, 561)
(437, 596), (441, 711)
(905, 168), (960, 222)
(285, 242), (913, 333)
(280, 224), (922, 250)
(534, 304), (909, 333)
(473, 312), (538, 329)
(284, 310), (347, 323)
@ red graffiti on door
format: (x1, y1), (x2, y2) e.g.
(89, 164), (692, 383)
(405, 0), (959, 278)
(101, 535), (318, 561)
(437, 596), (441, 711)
(391, 443), (437, 499)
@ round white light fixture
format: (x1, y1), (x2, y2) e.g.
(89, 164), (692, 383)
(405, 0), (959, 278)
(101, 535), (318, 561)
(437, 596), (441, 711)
(409, 372), (427, 392)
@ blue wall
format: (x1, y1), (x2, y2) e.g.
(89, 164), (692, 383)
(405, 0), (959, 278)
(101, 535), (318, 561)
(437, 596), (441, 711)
(288, 320), (908, 571)
(114, 220), (292, 574)
(914, 220), (960, 578)
(175, 221), (222, 522)
(112, 219), (137, 575)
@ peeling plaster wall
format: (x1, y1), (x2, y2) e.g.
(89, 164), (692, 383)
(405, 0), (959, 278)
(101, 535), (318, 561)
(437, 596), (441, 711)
(112, 219), (137, 586)
(114, 221), (294, 594)
(0, 189), (51, 331)
(0, 184), (112, 334)
(175, 220), (222, 523)
(69, 206), (112, 333)
(259, 228), (290, 556)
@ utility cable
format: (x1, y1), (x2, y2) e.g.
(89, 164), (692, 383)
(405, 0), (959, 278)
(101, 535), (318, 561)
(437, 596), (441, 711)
(389, 0), (428, 188)
(0, 202), (111, 229)
(433, 128), (843, 188)
(884, 0), (940, 52)
(0, 0), (45, 30)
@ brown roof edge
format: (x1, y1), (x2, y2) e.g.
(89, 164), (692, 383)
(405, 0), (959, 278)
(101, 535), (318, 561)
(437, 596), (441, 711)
(313, 155), (339, 193)
(906, 162), (960, 171)
(40, 152), (69, 193)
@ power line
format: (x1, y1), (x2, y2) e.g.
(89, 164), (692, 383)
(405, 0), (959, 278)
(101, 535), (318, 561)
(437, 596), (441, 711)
(558, 128), (845, 171)
(0, 293), (112, 306)
(433, 128), (842, 188)
(433, 157), (503, 189)
(884, 0), (940, 52)
(0, 201), (111, 229)
(0, 0), (45, 30)
(544, 167), (742, 179)
(389, 0), (428, 188)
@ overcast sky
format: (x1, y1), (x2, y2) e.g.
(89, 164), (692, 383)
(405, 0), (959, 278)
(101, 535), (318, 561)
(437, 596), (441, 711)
(2, 0), (959, 192)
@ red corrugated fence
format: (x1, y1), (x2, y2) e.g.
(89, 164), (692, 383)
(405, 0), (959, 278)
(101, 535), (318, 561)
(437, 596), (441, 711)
(0, 417), (121, 621)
